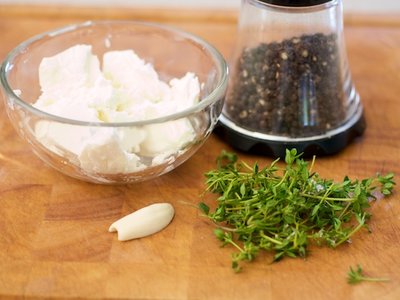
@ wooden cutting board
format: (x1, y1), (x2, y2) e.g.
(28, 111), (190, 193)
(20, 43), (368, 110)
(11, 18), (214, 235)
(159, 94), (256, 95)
(0, 5), (399, 300)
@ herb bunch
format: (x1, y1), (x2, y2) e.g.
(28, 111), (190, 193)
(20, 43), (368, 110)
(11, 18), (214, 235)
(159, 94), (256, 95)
(199, 149), (395, 272)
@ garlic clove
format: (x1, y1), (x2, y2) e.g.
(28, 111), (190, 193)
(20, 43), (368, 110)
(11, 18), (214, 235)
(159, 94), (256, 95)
(109, 203), (174, 241)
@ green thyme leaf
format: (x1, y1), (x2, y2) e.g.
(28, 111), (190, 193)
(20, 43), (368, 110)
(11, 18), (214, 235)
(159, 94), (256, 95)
(347, 264), (390, 284)
(199, 202), (210, 215)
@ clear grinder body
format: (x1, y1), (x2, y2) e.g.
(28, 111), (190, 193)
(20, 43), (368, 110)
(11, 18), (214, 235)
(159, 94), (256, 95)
(219, 0), (365, 156)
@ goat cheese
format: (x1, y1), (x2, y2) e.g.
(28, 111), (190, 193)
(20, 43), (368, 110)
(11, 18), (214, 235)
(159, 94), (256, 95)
(33, 45), (200, 175)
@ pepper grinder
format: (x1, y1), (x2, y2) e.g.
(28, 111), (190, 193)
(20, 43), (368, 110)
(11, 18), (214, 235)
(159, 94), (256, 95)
(219, 0), (365, 157)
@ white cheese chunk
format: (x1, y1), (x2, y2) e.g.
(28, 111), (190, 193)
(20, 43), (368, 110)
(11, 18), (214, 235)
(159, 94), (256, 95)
(140, 119), (195, 156)
(35, 121), (93, 155)
(103, 50), (170, 105)
(79, 129), (146, 174)
(38, 44), (102, 93)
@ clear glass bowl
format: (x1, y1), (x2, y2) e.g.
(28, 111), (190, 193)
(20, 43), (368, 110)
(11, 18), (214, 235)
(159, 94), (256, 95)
(0, 21), (228, 184)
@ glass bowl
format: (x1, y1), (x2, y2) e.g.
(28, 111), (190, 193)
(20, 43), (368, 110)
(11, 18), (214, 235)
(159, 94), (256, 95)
(0, 21), (228, 184)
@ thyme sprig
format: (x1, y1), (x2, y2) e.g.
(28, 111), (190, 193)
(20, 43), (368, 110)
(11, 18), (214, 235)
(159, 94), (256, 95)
(199, 149), (395, 272)
(347, 265), (390, 284)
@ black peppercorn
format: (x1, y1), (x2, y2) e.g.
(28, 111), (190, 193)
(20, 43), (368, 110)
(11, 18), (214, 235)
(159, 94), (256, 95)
(225, 33), (346, 137)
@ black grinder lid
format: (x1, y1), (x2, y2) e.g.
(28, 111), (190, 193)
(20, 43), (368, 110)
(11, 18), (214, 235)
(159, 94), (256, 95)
(258, 0), (332, 7)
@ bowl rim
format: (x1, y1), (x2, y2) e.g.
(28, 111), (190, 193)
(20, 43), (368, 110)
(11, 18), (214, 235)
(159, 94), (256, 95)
(0, 20), (228, 127)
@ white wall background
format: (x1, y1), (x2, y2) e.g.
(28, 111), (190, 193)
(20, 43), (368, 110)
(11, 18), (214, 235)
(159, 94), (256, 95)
(1, 0), (400, 14)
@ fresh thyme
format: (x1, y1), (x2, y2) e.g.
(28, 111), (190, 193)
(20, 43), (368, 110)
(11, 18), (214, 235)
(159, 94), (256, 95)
(347, 265), (389, 284)
(199, 149), (395, 272)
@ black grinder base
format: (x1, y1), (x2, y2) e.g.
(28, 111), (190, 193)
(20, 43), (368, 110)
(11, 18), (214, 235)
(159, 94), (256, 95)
(216, 108), (366, 158)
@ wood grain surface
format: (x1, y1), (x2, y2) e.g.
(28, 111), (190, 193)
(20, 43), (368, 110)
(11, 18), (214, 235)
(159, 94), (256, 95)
(0, 5), (399, 300)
